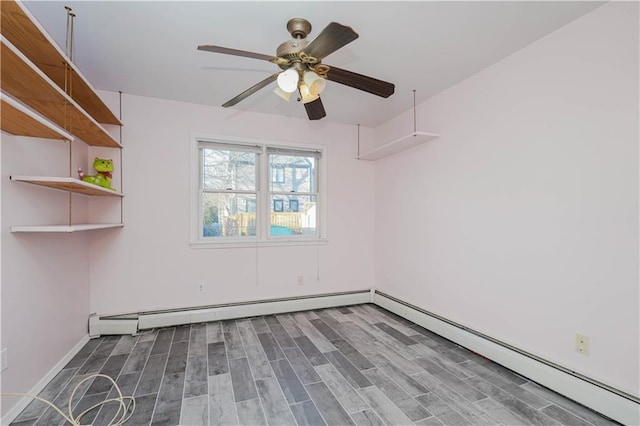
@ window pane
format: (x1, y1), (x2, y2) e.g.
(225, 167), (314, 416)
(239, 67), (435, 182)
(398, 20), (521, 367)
(203, 192), (256, 237)
(269, 154), (315, 193)
(270, 166), (285, 184)
(202, 148), (256, 191)
(270, 195), (316, 236)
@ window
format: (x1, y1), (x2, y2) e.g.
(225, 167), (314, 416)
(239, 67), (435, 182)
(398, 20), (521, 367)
(191, 136), (326, 246)
(268, 147), (319, 237)
(199, 142), (260, 238)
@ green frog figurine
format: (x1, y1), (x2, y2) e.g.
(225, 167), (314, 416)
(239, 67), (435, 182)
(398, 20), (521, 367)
(77, 158), (114, 190)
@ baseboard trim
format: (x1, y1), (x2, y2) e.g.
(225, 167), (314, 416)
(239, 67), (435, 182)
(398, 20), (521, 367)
(1, 334), (90, 426)
(372, 290), (639, 425)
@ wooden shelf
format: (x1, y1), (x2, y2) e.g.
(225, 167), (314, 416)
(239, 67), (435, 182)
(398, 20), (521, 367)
(3, 3), (124, 234)
(10, 176), (123, 197)
(0, 0), (121, 126)
(10, 223), (124, 233)
(1, 92), (74, 140)
(357, 131), (440, 161)
(1, 36), (121, 148)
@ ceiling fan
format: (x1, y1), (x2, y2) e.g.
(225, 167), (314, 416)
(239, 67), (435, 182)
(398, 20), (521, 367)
(197, 18), (395, 120)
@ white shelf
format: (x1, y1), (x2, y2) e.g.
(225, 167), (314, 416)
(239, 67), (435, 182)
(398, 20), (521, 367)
(10, 176), (123, 197)
(11, 223), (124, 233)
(357, 131), (440, 161)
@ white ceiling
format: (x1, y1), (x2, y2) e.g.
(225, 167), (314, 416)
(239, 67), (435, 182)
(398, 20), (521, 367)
(23, 1), (603, 127)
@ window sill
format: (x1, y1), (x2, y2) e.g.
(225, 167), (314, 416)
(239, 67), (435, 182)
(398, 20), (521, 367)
(189, 238), (329, 249)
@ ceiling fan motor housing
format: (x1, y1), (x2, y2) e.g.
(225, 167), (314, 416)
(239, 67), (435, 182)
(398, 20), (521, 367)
(276, 39), (310, 69)
(274, 18), (313, 70)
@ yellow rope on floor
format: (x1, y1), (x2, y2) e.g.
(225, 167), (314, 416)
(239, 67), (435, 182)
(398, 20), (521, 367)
(2, 373), (136, 425)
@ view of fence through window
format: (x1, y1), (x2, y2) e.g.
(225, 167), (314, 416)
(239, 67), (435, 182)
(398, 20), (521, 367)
(269, 152), (317, 236)
(200, 143), (318, 238)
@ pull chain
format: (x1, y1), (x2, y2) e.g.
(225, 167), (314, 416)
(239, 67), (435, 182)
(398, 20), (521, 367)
(357, 123), (360, 158)
(413, 89), (417, 135)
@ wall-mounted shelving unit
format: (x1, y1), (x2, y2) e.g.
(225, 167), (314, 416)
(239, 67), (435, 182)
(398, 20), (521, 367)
(357, 90), (440, 161)
(1, 0), (124, 233)
(357, 131), (440, 161)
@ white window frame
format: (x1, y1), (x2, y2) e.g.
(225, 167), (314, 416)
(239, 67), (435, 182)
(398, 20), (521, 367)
(190, 134), (328, 248)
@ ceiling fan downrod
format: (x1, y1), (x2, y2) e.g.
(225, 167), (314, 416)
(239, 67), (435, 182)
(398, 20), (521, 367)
(287, 18), (312, 39)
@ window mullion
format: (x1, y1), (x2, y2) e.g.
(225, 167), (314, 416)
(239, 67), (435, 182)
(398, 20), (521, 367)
(270, 190), (317, 194)
(270, 192), (317, 197)
(314, 157), (321, 236)
(259, 149), (268, 240)
(202, 189), (258, 195)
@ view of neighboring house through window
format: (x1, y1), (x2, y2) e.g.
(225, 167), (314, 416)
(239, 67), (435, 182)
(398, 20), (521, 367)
(268, 147), (319, 237)
(271, 165), (285, 183)
(196, 138), (322, 242)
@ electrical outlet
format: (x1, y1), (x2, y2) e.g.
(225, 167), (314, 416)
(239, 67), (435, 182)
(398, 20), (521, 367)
(1, 348), (7, 372)
(297, 275), (304, 286)
(575, 333), (590, 355)
(197, 283), (205, 293)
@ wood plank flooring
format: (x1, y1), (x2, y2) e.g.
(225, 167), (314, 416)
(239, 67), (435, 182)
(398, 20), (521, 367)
(11, 304), (619, 425)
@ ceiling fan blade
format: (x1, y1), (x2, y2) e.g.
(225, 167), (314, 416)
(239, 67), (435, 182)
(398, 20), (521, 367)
(324, 65), (395, 98)
(222, 73), (279, 107)
(198, 45), (278, 62)
(304, 97), (326, 120)
(302, 22), (359, 60)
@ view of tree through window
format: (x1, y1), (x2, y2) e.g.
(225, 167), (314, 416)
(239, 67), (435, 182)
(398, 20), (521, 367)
(201, 147), (257, 237)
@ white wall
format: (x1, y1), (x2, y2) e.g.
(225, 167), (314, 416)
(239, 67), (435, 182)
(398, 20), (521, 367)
(88, 92), (376, 316)
(1, 134), (91, 417)
(374, 1), (639, 397)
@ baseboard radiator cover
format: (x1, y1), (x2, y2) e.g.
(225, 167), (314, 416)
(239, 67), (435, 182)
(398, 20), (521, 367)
(373, 290), (639, 425)
(89, 290), (372, 337)
(1, 335), (90, 426)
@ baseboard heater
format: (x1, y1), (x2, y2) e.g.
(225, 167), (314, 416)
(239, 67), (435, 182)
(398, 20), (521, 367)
(373, 290), (639, 425)
(87, 288), (638, 424)
(89, 289), (373, 336)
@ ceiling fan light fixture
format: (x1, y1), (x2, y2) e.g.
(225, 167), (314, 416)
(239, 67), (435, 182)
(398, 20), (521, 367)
(199, 18), (395, 120)
(277, 68), (299, 93)
(299, 83), (320, 104)
(303, 71), (326, 96)
(273, 86), (292, 102)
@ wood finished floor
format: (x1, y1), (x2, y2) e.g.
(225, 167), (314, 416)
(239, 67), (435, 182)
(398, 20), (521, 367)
(11, 304), (618, 426)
